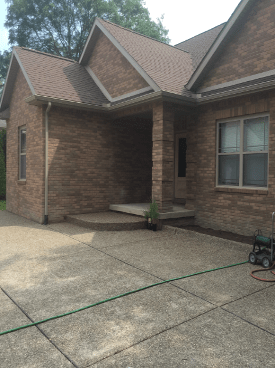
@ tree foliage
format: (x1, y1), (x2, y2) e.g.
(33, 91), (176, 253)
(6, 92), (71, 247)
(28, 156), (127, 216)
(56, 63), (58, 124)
(4, 0), (170, 62)
(0, 51), (12, 100)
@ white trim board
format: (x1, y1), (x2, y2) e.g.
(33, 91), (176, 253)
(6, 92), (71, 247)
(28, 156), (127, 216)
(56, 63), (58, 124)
(0, 52), (16, 109)
(198, 69), (275, 94)
(186, 0), (253, 91)
(13, 49), (36, 95)
(85, 66), (152, 102)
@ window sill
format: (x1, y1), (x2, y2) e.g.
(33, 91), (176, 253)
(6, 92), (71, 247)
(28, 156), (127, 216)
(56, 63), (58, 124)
(215, 186), (268, 195)
(18, 180), (26, 185)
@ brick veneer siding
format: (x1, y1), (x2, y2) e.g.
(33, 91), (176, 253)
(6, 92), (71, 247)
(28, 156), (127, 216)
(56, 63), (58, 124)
(46, 106), (152, 223)
(88, 31), (149, 98)
(5, 68), (44, 223)
(191, 90), (275, 237)
(199, 0), (275, 89)
(152, 102), (174, 212)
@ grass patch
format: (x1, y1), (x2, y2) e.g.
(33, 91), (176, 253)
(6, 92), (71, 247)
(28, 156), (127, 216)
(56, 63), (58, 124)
(0, 200), (6, 211)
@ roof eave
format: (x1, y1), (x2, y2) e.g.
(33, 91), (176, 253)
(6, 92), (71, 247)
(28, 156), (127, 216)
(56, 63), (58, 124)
(0, 47), (37, 113)
(0, 50), (18, 112)
(25, 95), (109, 112)
(196, 79), (275, 104)
(186, 0), (255, 91)
(78, 17), (99, 65)
(25, 91), (197, 113)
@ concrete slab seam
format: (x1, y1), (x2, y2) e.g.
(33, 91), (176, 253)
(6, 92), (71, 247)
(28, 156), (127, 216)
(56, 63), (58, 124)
(220, 306), (275, 338)
(217, 283), (275, 308)
(0, 286), (80, 368)
(84, 306), (220, 367)
(45, 227), (220, 306)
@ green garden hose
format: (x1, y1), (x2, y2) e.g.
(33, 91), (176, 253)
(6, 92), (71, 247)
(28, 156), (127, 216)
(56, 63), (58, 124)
(0, 261), (248, 337)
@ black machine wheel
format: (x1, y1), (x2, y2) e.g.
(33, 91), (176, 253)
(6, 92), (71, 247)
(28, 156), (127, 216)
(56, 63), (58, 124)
(249, 252), (257, 265)
(262, 257), (271, 269)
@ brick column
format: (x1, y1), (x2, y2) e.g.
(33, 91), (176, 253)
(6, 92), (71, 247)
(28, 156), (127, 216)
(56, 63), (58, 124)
(152, 102), (174, 213)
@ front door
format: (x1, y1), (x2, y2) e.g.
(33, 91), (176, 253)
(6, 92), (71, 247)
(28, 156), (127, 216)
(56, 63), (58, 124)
(174, 134), (187, 199)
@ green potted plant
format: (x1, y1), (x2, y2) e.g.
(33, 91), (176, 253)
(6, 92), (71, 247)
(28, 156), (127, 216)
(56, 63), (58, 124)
(143, 198), (160, 231)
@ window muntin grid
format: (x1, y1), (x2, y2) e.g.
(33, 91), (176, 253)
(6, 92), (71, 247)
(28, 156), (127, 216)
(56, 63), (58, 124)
(19, 127), (26, 180)
(217, 115), (269, 188)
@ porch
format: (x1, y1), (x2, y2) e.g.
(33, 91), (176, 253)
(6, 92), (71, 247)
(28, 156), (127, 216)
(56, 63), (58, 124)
(64, 203), (195, 231)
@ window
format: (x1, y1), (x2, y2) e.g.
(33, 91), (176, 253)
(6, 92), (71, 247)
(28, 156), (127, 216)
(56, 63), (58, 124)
(217, 115), (269, 188)
(178, 137), (187, 177)
(19, 127), (26, 180)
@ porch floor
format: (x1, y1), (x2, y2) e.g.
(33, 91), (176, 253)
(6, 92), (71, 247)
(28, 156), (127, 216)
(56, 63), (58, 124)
(109, 203), (195, 219)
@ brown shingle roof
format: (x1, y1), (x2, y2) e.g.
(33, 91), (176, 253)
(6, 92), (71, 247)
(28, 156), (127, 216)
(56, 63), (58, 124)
(175, 23), (225, 70)
(98, 18), (194, 96)
(15, 47), (109, 106)
(10, 21), (227, 108)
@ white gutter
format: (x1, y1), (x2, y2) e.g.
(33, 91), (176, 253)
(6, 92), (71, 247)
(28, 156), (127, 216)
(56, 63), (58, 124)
(44, 102), (51, 225)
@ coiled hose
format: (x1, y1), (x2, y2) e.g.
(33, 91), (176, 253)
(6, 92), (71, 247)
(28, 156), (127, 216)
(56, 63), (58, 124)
(250, 260), (275, 282)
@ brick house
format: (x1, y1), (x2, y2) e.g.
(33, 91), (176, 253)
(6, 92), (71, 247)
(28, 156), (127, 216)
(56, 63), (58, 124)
(0, 0), (274, 236)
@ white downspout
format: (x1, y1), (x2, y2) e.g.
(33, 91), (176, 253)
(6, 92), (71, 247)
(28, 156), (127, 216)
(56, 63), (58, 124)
(44, 102), (51, 225)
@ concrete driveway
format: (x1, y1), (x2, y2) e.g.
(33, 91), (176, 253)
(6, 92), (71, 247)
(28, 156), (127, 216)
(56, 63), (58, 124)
(1, 210), (275, 368)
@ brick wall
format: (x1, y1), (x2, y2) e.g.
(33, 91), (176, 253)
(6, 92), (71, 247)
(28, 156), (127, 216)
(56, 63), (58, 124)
(152, 102), (174, 212)
(191, 90), (275, 237)
(5, 68), (44, 223)
(88, 31), (149, 98)
(199, 0), (275, 89)
(46, 106), (152, 223)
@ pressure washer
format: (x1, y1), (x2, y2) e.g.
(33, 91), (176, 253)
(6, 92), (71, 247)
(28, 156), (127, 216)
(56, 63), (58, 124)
(249, 212), (275, 268)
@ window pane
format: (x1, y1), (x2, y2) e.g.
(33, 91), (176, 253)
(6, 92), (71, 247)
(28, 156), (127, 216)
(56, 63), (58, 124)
(178, 138), (187, 177)
(219, 121), (240, 153)
(20, 155), (26, 179)
(218, 155), (239, 185)
(243, 153), (267, 187)
(21, 129), (26, 154)
(244, 116), (268, 152)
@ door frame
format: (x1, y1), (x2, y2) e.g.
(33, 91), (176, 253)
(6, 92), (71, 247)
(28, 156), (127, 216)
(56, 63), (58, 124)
(174, 132), (187, 204)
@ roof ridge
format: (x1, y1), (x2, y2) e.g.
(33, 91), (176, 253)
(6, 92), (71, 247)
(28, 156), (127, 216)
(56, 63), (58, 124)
(98, 18), (190, 55)
(174, 22), (226, 46)
(15, 46), (76, 63)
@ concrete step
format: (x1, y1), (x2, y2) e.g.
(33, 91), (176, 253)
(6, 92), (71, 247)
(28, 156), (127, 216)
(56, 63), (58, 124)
(64, 211), (146, 231)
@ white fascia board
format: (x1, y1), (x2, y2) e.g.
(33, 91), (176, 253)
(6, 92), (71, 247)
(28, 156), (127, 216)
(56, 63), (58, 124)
(85, 65), (152, 102)
(80, 18), (160, 92)
(111, 86), (153, 102)
(186, 0), (252, 91)
(197, 79), (275, 104)
(198, 68), (275, 94)
(85, 66), (112, 101)
(13, 49), (36, 95)
(0, 50), (16, 109)
(79, 18), (98, 64)
(96, 21), (161, 92)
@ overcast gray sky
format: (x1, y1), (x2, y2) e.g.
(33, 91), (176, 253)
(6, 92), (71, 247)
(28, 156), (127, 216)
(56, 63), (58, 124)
(0, 0), (242, 52)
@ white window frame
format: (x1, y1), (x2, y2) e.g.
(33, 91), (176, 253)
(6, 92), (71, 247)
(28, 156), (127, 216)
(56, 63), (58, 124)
(19, 126), (26, 180)
(216, 113), (269, 189)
